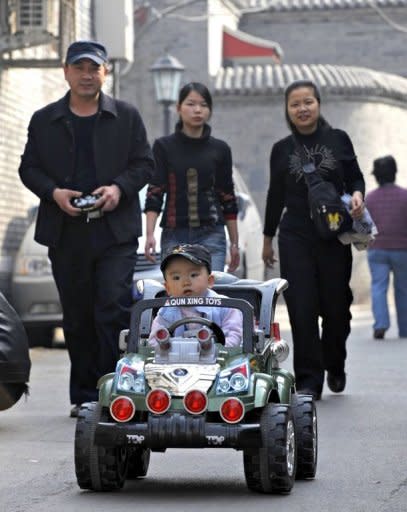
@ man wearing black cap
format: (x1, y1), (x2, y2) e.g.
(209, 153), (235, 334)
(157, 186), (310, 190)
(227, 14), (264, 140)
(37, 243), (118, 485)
(365, 155), (407, 340)
(148, 244), (243, 348)
(19, 40), (155, 417)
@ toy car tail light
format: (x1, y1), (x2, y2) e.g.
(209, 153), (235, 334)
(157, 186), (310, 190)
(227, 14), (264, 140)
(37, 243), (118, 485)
(271, 322), (281, 340)
(183, 390), (208, 415)
(110, 396), (135, 422)
(220, 398), (245, 424)
(197, 327), (212, 351)
(156, 328), (170, 350)
(146, 389), (171, 414)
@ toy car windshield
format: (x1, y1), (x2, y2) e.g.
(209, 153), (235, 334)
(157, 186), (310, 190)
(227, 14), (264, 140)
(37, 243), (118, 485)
(127, 295), (255, 358)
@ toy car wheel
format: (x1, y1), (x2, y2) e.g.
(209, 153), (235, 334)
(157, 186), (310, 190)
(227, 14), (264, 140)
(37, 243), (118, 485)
(74, 401), (128, 491)
(127, 447), (151, 479)
(292, 393), (318, 479)
(243, 403), (296, 494)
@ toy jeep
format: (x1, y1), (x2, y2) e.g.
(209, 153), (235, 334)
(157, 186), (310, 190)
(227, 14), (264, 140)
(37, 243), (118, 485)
(74, 273), (317, 493)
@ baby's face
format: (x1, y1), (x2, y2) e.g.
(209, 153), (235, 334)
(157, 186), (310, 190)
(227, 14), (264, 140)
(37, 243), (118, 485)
(164, 257), (214, 297)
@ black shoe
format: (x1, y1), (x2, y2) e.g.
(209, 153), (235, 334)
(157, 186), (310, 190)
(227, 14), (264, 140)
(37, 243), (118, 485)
(373, 328), (386, 339)
(297, 388), (321, 401)
(70, 404), (81, 418)
(327, 372), (346, 393)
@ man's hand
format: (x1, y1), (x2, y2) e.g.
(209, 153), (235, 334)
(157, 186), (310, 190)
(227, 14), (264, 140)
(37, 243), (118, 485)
(52, 188), (83, 216)
(92, 184), (122, 212)
(144, 234), (157, 263)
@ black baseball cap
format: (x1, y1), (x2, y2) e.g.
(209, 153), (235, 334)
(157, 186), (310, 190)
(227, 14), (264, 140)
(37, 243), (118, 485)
(65, 40), (108, 65)
(160, 244), (212, 273)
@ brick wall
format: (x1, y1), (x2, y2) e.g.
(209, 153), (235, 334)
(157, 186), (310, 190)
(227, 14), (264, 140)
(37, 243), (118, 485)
(0, 0), (93, 296)
(0, 66), (66, 295)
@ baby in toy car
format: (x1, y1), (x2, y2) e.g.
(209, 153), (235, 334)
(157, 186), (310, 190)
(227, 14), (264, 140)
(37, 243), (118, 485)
(148, 244), (243, 347)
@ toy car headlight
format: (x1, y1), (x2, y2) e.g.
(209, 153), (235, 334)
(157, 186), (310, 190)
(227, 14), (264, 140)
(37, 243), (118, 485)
(217, 378), (231, 393)
(216, 361), (249, 395)
(229, 372), (247, 391)
(116, 359), (145, 393)
(119, 371), (135, 392)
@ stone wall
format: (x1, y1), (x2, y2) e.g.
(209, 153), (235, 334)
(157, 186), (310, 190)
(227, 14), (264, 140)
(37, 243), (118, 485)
(122, 1), (407, 303)
(240, 7), (407, 78)
(121, 0), (210, 141)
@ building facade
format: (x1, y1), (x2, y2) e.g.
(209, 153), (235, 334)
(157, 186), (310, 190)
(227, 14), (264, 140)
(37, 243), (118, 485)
(0, 0), (93, 293)
(124, 0), (407, 301)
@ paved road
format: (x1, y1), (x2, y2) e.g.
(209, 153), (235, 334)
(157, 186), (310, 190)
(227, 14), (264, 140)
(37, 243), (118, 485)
(0, 304), (406, 512)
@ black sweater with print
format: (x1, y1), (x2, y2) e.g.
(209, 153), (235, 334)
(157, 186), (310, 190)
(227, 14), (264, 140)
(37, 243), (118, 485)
(145, 123), (238, 228)
(263, 125), (365, 238)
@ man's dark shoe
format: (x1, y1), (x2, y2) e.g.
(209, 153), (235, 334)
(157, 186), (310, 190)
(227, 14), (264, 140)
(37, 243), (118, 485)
(297, 388), (321, 401)
(327, 372), (346, 393)
(373, 328), (386, 340)
(70, 404), (81, 418)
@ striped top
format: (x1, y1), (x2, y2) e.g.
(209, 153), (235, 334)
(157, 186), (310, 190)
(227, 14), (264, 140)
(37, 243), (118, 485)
(365, 184), (407, 250)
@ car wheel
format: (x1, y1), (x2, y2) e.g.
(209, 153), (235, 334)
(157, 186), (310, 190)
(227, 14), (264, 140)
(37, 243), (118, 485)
(25, 326), (54, 348)
(243, 403), (296, 494)
(292, 393), (318, 479)
(75, 402), (128, 491)
(127, 447), (150, 479)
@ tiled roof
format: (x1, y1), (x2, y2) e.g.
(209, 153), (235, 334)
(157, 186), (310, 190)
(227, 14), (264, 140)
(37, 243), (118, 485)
(213, 63), (407, 104)
(223, 25), (283, 62)
(232, 0), (407, 10)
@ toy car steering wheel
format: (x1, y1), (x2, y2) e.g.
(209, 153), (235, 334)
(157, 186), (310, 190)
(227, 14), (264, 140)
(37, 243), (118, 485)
(167, 317), (226, 346)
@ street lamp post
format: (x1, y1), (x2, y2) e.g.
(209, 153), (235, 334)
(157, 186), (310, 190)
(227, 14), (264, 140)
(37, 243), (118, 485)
(150, 54), (185, 136)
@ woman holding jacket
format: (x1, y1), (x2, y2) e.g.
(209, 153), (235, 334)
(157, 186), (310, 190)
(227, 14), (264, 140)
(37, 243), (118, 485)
(144, 82), (239, 272)
(262, 80), (365, 400)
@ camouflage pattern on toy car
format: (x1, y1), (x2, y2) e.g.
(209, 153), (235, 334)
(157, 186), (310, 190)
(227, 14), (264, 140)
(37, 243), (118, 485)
(74, 273), (317, 493)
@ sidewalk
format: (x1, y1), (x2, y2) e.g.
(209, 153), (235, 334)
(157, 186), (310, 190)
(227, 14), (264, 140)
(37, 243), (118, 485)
(275, 300), (397, 337)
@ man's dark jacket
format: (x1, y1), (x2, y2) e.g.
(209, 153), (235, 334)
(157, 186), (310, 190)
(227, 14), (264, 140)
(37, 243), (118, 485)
(19, 91), (155, 247)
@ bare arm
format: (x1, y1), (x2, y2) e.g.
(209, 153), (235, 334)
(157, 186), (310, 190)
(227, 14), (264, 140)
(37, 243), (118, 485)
(225, 219), (240, 272)
(262, 235), (278, 268)
(145, 210), (159, 262)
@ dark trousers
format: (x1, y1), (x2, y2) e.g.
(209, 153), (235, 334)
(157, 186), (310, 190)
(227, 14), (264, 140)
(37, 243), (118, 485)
(278, 231), (353, 393)
(48, 218), (138, 405)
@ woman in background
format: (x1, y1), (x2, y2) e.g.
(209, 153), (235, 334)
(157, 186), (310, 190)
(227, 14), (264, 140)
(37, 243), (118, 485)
(144, 82), (239, 272)
(262, 80), (365, 399)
